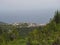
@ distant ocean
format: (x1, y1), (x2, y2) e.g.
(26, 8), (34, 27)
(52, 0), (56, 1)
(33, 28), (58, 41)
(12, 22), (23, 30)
(0, 10), (55, 24)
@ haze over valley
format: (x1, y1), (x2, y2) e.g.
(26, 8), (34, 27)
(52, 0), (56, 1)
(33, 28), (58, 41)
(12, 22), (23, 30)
(0, 9), (55, 24)
(0, 0), (60, 24)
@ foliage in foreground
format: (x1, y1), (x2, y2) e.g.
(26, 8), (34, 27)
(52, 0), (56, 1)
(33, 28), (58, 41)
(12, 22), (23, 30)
(0, 11), (60, 45)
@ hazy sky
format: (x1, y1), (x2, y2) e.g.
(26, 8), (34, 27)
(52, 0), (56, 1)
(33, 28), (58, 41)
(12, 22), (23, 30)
(0, 0), (60, 24)
(0, 0), (60, 11)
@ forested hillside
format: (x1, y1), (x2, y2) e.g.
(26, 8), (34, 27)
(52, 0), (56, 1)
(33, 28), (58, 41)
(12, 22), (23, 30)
(0, 11), (60, 45)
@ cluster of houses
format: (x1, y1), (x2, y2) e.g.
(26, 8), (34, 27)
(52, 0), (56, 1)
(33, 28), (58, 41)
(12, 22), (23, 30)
(12, 22), (46, 28)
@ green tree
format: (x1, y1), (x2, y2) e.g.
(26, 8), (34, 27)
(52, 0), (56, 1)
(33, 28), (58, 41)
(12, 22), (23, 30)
(53, 11), (60, 24)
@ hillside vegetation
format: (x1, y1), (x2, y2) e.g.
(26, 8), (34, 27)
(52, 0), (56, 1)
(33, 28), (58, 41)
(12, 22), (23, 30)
(0, 11), (60, 45)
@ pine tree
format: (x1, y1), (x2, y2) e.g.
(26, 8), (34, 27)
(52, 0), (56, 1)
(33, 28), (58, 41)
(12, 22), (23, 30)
(53, 11), (60, 24)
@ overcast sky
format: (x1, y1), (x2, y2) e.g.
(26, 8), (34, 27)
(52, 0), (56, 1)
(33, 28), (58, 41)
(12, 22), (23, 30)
(0, 0), (60, 11)
(0, 0), (60, 24)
